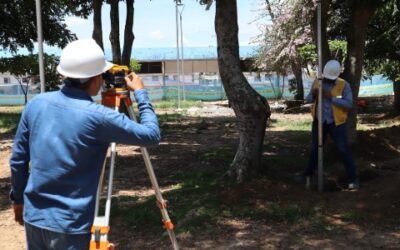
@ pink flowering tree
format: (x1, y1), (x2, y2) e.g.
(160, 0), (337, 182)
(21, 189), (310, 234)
(255, 0), (315, 100)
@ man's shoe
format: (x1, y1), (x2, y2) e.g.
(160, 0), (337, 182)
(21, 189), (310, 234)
(306, 176), (311, 189)
(294, 175), (311, 189)
(348, 182), (359, 190)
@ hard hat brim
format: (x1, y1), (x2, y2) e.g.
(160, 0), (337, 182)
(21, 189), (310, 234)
(323, 73), (339, 80)
(57, 61), (114, 79)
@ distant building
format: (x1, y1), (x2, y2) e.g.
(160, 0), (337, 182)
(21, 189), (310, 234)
(0, 72), (13, 85)
(126, 46), (258, 74)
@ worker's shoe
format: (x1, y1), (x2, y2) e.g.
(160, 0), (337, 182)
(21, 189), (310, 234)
(348, 182), (359, 191)
(294, 175), (312, 189)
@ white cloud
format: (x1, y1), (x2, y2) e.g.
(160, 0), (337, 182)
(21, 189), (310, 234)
(150, 31), (164, 40)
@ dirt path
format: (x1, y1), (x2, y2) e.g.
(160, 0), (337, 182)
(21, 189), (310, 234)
(0, 135), (25, 250)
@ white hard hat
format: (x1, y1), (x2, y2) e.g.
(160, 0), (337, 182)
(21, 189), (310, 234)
(57, 39), (113, 78)
(323, 60), (341, 80)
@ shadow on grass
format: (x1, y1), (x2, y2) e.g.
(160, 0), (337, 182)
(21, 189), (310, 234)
(102, 111), (400, 248)
(1, 108), (400, 248)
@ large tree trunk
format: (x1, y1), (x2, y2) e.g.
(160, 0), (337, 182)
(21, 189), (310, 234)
(394, 80), (400, 114)
(92, 0), (103, 50)
(291, 59), (304, 100)
(342, 1), (377, 144)
(109, 0), (121, 64)
(122, 0), (135, 66)
(215, 0), (271, 182)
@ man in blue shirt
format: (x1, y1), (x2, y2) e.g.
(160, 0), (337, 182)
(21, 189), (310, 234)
(301, 60), (358, 190)
(9, 39), (160, 249)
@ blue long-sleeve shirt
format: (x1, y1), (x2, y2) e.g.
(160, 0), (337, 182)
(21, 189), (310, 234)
(306, 79), (353, 124)
(9, 84), (160, 234)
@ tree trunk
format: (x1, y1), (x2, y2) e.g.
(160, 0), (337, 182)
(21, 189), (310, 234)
(109, 0), (121, 64)
(291, 59), (304, 100)
(215, 0), (271, 182)
(394, 80), (400, 114)
(342, 1), (377, 144)
(311, 0), (332, 64)
(16, 79), (28, 105)
(92, 0), (104, 50)
(122, 0), (135, 66)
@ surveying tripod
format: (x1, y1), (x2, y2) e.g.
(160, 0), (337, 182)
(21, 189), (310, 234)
(89, 87), (179, 250)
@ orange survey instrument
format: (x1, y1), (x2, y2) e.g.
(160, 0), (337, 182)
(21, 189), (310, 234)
(90, 86), (179, 250)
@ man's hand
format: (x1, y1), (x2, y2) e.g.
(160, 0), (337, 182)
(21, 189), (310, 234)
(125, 72), (144, 91)
(323, 90), (333, 100)
(13, 204), (23, 225)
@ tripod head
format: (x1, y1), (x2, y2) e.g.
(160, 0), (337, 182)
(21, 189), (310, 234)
(102, 65), (130, 89)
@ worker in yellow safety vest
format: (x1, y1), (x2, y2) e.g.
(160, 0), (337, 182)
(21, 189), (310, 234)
(301, 60), (358, 190)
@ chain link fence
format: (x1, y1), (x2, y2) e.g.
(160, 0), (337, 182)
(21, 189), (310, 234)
(0, 73), (394, 105)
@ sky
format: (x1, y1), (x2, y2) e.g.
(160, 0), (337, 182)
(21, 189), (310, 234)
(65, 0), (266, 49)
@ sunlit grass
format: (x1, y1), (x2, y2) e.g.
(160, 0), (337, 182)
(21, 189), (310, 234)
(153, 100), (203, 109)
(268, 114), (313, 131)
(358, 118), (400, 131)
(0, 106), (23, 133)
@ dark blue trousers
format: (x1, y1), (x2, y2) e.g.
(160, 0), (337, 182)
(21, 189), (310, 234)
(305, 120), (357, 182)
(25, 222), (91, 250)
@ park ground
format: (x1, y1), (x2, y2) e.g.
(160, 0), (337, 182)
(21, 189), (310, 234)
(0, 98), (400, 249)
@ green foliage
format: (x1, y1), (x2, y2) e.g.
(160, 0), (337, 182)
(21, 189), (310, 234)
(0, 107), (22, 133)
(365, 0), (400, 83)
(298, 40), (347, 66)
(0, 0), (92, 52)
(382, 62), (400, 82)
(255, 0), (314, 74)
(298, 43), (317, 65)
(129, 58), (142, 73)
(0, 54), (60, 92)
(328, 40), (347, 63)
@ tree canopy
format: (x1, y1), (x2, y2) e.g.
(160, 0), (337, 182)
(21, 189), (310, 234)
(0, 54), (60, 90)
(364, 0), (400, 113)
(0, 0), (92, 52)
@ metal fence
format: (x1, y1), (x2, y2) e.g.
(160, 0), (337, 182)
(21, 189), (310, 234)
(0, 73), (394, 105)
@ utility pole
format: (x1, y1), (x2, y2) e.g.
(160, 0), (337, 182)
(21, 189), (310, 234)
(316, 0), (324, 192)
(175, 0), (182, 109)
(35, 0), (45, 93)
(179, 4), (185, 101)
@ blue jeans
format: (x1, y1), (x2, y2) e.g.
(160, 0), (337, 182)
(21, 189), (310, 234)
(305, 120), (357, 182)
(25, 223), (91, 250)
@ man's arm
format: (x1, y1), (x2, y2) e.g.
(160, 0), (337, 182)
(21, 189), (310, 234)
(9, 107), (31, 205)
(99, 73), (160, 146)
(332, 81), (353, 110)
(306, 80), (318, 103)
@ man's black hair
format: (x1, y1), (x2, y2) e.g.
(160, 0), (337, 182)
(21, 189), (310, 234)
(65, 77), (92, 89)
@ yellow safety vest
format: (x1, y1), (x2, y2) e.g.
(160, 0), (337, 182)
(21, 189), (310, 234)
(310, 78), (348, 126)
